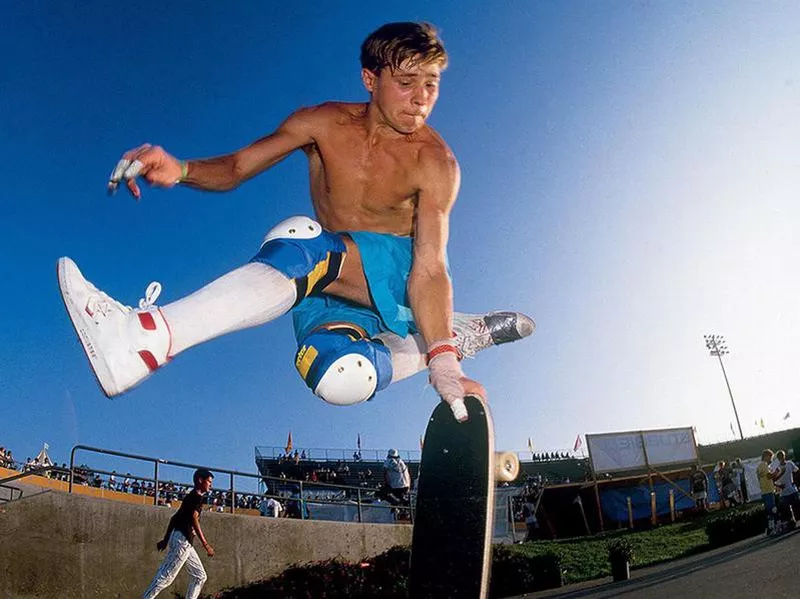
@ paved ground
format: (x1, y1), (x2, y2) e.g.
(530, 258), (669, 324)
(519, 529), (800, 599)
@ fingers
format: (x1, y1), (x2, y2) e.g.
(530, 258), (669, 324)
(448, 397), (469, 423)
(461, 378), (487, 402)
(428, 352), (470, 422)
(107, 143), (156, 198)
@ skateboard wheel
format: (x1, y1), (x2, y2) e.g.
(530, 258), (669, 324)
(495, 451), (520, 482)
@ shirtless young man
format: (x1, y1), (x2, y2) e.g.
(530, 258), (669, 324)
(58, 22), (534, 421)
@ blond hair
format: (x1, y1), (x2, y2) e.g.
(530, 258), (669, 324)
(360, 22), (448, 74)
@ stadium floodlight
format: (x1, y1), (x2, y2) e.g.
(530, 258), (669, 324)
(703, 334), (743, 440)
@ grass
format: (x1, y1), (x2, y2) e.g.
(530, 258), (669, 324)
(508, 514), (714, 584)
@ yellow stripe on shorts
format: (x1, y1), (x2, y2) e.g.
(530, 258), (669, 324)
(295, 345), (319, 380)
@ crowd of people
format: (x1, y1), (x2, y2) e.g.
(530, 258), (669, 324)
(528, 451), (578, 462)
(757, 448), (800, 535)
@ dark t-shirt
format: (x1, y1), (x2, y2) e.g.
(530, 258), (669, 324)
(690, 471), (707, 492)
(169, 489), (205, 543)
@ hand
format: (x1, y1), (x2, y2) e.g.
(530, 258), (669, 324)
(204, 544), (215, 557)
(156, 539), (167, 551)
(428, 352), (486, 422)
(108, 144), (184, 199)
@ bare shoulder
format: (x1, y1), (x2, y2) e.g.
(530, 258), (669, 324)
(415, 127), (460, 198)
(416, 126), (459, 177)
(296, 101), (367, 127)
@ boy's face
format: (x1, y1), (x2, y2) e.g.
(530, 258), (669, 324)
(197, 476), (213, 493)
(363, 59), (442, 134)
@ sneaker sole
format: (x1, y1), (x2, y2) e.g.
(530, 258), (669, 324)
(57, 258), (118, 398)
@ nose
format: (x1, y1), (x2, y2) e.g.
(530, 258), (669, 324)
(411, 85), (428, 106)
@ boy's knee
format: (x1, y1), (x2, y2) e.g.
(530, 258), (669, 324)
(295, 328), (393, 405)
(251, 216), (346, 301)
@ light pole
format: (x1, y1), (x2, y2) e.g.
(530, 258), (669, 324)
(703, 334), (744, 440)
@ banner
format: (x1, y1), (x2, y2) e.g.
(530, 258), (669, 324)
(587, 427), (697, 475)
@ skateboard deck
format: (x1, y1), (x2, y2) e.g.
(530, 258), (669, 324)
(409, 395), (495, 599)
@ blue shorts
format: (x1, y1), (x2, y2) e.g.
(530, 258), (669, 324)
(292, 231), (418, 342)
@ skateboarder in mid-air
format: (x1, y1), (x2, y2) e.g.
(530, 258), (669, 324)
(59, 22), (534, 418)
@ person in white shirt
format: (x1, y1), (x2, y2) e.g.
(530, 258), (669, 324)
(259, 496), (283, 518)
(382, 449), (411, 509)
(773, 450), (800, 531)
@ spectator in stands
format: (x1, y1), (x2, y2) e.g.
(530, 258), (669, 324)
(382, 449), (411, 507)
(717, 461), (739, 508)
(689, 464), (709, 511)
(259, 495), (283, 518)
(731, 458), (745, 503)
(757, 449), (778, 535)
(285, 486), (311, 519)
(773, 450), (800, 532)
(143, 468), (215, 599)
(108, 471), (117, 491)
(522, 495), (539, 541)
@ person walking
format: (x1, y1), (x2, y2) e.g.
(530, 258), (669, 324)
(142, 468), (215, 599)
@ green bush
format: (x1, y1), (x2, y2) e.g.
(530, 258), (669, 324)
(489, 545), (563, 597)
(606, 538), (635, 562)
(705, 504), (765, 547)
(211, 544), (565, 598)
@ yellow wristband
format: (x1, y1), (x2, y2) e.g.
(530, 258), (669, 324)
(178, 160), (189, 183)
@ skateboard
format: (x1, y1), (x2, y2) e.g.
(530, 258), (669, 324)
(409, 395), (520, 599)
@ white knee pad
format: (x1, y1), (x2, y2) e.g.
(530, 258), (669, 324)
(261, 216), (322, 246)
(314, 353), (379, 406)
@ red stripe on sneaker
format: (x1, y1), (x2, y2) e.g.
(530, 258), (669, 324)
(138, 350), (159, 372)
(138, 312), (157, 330)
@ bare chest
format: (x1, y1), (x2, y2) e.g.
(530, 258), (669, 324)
(307, 132), (421, 230)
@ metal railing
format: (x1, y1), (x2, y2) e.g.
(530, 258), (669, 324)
(67, 444), (411, 522)
(0, 465), (58, 503)
(256, 445), (422, 464)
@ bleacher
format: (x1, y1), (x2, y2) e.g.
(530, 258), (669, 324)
(255, 447), (420, 492)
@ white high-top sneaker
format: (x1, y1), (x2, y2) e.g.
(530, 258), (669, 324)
(57, 257), (171, 397)
(453, 311), (536, 358)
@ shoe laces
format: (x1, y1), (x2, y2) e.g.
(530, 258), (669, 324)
(453, 313), (491, 358)
(86, 281), (162, 323)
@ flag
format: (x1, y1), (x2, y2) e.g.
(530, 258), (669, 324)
(357, 433), (362, 450)
(573, 435), (583, 452)
(784, 412), (791, 421)
(760, 418), (765, 429)
(527, 437), (534, 452)
(285, 431), (293, 454)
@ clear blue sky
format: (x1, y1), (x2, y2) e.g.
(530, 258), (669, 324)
(3, 2), (799, 484)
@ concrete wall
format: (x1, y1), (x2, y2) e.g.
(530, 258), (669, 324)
(0, 489), (412, 599)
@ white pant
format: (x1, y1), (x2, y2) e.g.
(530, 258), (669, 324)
(143, 530), (207, 599)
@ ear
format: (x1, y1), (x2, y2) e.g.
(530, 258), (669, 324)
(361, 68), (378, 93)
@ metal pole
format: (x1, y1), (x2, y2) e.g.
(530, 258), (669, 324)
(230, 472), (235, 514)
(154, 462), (159, 507)
(716, 352), (744, 440)
(705, 335), (744, 441)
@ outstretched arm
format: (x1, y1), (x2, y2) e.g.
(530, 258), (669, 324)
(409, 148), (485, 421)
(108, 106), (320, 199)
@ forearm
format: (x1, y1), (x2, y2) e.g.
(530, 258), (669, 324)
(193, 522), (210, 548)
(408, 267), (453, 344)
(181, 154), (243, 192)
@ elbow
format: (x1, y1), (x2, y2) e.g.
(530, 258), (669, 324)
(227, 156), (248, 190)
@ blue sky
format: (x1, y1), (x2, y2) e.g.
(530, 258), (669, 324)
(2, 2), (799, 485)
